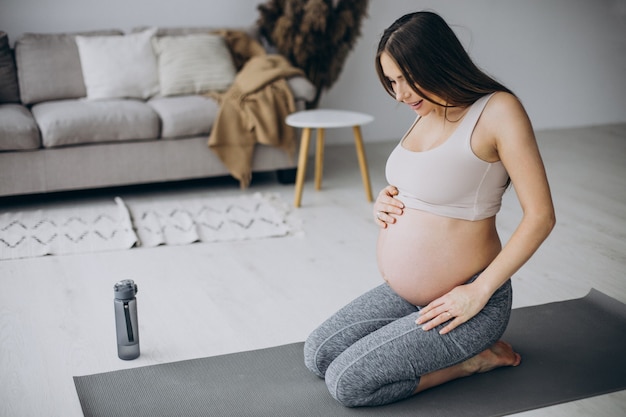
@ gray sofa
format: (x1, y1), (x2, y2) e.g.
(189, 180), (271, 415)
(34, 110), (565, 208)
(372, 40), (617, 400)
(0, 27), (315, 198)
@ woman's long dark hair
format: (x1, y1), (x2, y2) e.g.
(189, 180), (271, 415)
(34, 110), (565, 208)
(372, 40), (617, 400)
(376, 11), (514, 107)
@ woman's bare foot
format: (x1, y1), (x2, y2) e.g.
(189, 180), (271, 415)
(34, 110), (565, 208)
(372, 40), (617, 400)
(463, 340), (521, 374)
(415, 340), (521, 393)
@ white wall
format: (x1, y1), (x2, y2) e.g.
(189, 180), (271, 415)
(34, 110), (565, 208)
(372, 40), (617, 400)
(322, 0), (626, 143)
(1, 0), (625, 143)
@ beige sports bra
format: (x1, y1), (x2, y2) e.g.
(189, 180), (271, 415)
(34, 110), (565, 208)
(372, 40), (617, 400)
(385, 93), (509, 221)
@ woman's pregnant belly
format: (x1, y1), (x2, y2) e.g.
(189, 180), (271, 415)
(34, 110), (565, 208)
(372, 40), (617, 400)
(377, 208), (501, 306)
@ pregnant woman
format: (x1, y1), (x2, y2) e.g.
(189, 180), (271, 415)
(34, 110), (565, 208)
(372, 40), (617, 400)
(304, 11), (555, 407)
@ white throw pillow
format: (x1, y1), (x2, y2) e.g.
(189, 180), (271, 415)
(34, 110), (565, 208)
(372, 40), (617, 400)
(76, 28), (159, 100)
(153, 34), (237, 96)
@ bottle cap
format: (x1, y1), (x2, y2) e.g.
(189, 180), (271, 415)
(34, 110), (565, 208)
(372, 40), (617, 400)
(114, 279), (138, 300)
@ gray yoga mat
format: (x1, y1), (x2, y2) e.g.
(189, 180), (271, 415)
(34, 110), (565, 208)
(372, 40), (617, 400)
(74, 289), (626, 417)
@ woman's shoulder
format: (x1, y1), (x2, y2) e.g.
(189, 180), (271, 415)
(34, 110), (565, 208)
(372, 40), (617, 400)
(483, 91), (527, 119)
(481, 91), (532, 135)
(472, 91), (535, 159)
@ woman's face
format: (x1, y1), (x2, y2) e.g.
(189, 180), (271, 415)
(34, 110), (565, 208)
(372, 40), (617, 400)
(379, 51), (443, 117)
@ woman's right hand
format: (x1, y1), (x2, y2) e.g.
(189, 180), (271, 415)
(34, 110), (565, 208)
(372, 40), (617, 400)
(374, 185), (404, 228)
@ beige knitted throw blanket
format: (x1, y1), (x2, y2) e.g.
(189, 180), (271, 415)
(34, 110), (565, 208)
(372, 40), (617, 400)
(208, 30), (304, 187)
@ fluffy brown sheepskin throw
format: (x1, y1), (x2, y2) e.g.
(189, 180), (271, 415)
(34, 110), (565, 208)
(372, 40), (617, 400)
(257, 0), (369, 109)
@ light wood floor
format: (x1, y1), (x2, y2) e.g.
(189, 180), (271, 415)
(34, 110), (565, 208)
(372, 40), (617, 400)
(1, 124), (625, 417)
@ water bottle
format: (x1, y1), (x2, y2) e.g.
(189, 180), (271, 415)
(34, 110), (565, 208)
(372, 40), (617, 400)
(113, 279), (140, 360)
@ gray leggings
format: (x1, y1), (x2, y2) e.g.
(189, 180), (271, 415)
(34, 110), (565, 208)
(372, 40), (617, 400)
(304, 279), (512, 407)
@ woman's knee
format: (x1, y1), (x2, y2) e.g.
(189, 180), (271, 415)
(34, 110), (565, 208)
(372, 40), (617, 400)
(324, 352), (417, 408)
(325, 359), (367, 407)
(304, 333), (379, 406)
(303, 317), (400, 379)
(303, 326), (341, 378)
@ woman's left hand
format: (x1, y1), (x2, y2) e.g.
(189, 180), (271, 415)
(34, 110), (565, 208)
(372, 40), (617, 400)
(416, 283), (490, 334)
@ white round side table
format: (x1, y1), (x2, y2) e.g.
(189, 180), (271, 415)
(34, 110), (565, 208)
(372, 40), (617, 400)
(285, 109), (374, 207)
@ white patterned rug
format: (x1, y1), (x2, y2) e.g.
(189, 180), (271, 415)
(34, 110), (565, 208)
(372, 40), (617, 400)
(0, 193), (298, 260)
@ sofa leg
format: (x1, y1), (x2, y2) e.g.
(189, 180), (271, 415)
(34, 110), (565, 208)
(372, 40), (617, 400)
(276, 168), (297, 184)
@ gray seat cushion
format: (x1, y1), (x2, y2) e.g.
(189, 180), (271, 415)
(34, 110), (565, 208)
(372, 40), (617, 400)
(32, 99), (160, 148)
(148, 95), (218, 139)
(0, 104), (41, 150)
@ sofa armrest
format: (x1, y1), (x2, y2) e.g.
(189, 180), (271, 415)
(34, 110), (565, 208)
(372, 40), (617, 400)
(286, 75), (316, 103)
(0, 104), (41, 150)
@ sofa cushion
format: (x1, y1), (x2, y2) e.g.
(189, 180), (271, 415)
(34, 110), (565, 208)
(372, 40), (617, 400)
(14, 30), (123, 105)
(148, 95), (218, 139)
(76, 28), (159, 100)
(0, 32), (20, 103)
(31, 99), (160, 148)
(154, 34), (237, 96)
(0, 104), (41, 150)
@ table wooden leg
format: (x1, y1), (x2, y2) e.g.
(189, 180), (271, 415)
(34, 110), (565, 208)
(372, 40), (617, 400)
(352, 125), (374, 202)
(294, 127), (312, 207)
(314, 128), (325, 191)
